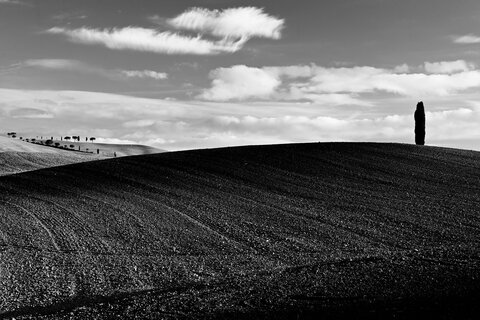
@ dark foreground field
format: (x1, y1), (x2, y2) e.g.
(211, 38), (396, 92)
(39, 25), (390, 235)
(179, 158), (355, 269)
(0, 143), (479, 319)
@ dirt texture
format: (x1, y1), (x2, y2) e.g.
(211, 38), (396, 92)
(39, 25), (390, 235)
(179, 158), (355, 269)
(0, 142), (478, 319)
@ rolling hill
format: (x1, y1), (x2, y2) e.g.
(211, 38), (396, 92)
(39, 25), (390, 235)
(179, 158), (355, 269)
(0, 136), (71, 153)
(0, 142), (479, 319)
(0, 136), (165, 176)
(38, 140), (164, 157)
(0, 136), (102, 176)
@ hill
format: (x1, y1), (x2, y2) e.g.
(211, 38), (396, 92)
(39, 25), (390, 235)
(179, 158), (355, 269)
(40, 140), (164, 157)
(0, 136), (165, 176)
(0, 143), (479, 319)
(0, 136), (102, 176)
(0, 136), (68, 153)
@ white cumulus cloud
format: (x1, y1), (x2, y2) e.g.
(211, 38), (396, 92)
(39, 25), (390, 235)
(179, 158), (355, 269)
(424, 60), (473, 74)
(199, 65), (281, 101)
(393, 64), (410, 73)
(200, 63), (480, 103)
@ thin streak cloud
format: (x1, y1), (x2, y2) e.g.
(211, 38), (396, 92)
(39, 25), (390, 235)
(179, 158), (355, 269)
(22, 59), (168, 81)
(47, 27), (248, 55)
(120, 70), (168, 80)
(0, 0), (28, 5)
(24, 59), (88, 70)
(47, 7), (284, 55)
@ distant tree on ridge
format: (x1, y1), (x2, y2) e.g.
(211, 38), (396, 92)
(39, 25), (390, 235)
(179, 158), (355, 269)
(414, 101), (426, 145)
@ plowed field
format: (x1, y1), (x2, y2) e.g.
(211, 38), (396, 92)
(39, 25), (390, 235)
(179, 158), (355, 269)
(0, 143), (479, 319)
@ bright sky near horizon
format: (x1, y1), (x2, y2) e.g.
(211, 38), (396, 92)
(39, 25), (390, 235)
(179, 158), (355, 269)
(1, 0), (480, 151)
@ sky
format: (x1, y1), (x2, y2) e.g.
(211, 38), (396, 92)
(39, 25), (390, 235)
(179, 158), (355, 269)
(1, 0), (480, 151)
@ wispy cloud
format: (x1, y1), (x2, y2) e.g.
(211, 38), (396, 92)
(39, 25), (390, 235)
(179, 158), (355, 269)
(0, 0), (28, 6)
(22, 59), (168, 81)
(23, 59), (89, 71)
(120, 70), (168, 80)
(47, 7), (284, 55)
(52, 11), (88, 22)
(454, 34), (480, 44)
(165, 7), (284, 40)
(9, 107), (53, 119)
(46, 27), (248, 55)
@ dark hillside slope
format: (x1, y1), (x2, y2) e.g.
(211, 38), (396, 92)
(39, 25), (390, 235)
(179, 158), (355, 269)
(0, 143), (479, 319)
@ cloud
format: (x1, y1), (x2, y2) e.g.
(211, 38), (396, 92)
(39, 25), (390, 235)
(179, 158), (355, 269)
(454, 34), (480, 44)
(393, 64), (410, 73)
(301, 66), (480, 96)
(23, 59), (89, 71)
(120, 70), (168, 80)
(47, 26), (249, 55)
(1, 88), (480, 151)
(22, 59), (167, 81)
(203, 107), (480, 145)
(200, 63), (480, 103)
(424, 60), (473, 74)
(95, 138), (138, 144)
(199, 65), (281, 101)
(166, 7), (284, 40)
(122, 119), (156, 128)
(0, 0), (28, 6)
(199, 65), (369, 105)
(47, 7), (284, 55)
(9, 107), (53, 119)
(52, 12), (88, 21)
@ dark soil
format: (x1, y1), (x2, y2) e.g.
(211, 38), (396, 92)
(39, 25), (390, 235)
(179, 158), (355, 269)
(0, 142), (479, 319)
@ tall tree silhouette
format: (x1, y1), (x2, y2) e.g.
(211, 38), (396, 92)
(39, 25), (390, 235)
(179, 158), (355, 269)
(414, 101), (426, 145)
